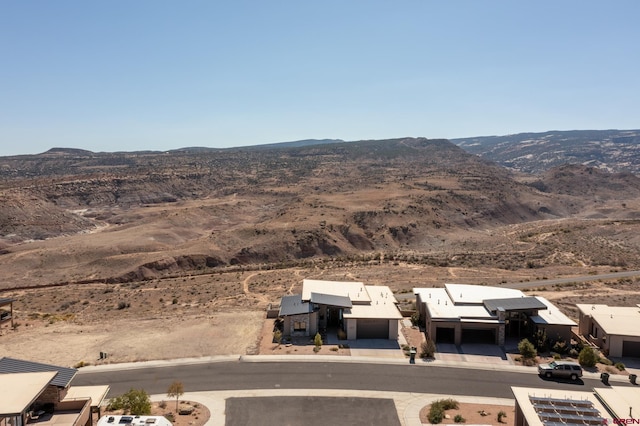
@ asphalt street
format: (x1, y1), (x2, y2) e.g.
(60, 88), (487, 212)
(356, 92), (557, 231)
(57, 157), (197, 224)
(72, 360), (614, 399)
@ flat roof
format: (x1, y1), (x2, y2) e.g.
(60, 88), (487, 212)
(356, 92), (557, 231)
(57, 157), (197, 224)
(63, 385), (111, 408)
(512, 386), (639, 426)
(576, 304), (640, 337)
(279, 295), (311, 316)
(0, 371), (57, 415)
(344, 286), (402, 320)
(0, 298), (14, 306)
(302, 280), (371, 303)
(594, 387), (640, 420)
(530, 296), (577, 326)
(445, 283), (524, 305)
(0, 357), (76, 388)
(415, 287), (496, 320)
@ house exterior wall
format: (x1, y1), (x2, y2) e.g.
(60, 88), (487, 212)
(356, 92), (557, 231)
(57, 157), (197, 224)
(609, 334), (640, 357)
(388, 319), (399, 340)
(285, 313), (312, 337)
(538, 324), (572, 344)
(345, 318), (357, 340)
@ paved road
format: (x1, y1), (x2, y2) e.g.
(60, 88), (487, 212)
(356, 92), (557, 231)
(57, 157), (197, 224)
(72, 360), (612, 399)
(502, 269), (640, 289)
(395, 269), (640, 300)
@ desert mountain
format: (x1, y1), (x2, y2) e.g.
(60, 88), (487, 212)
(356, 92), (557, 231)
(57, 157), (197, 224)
(1, 137), (640, 289)
(453, 129), (640, 175)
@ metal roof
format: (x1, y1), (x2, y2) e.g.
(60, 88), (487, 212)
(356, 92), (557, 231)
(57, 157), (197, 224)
(483, 297), (547, 313)
(0, 357), (77, 388)
(0, 298), (14, 306)
(309, 292), (352, 308)
(279, 295), (312, 316)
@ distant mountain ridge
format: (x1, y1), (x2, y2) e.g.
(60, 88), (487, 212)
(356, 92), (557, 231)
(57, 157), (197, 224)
(453, 129), (640, 175)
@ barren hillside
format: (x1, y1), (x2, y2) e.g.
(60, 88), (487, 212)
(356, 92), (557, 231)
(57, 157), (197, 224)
(1, 138), (640, 290)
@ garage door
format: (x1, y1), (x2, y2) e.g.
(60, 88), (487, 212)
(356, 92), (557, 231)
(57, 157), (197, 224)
(622, 340), (640, 357)
(462, 328), (495, 344)
(436, 327), (455, 344)
(357, 319), (389, 339)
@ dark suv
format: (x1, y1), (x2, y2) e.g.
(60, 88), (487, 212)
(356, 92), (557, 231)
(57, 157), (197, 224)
(538, 361), (583, 380)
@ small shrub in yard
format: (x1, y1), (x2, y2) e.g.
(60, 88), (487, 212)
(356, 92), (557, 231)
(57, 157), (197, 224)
(615, 362), (625, 371)
(498, 410), (507, 423)
(428, 399), (459, 424)
(553, 353), (561, 360)
(454, 414), (465, 423)
(314, 332), (323, 348)
(420, 339), (436, 358)
(158, 401), (167, 409)
(518, 339), (537, 360)
(273, 329), (282, 345)
(578, 346), (598, 367)
(599, 357), (613, 366)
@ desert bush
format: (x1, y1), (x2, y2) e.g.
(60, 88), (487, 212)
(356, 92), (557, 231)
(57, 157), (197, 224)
(428, 399), (459, 424)
(599, 357), (613, 366)
(498, 410), (507, 423)
(420, 339), (436, 359)
(552, 339), (568, 354)
(578, 346), (598, 367)
(410, 312), (420, 326)
(158, 401), (167, 409)
(518, 339), (537, 359)
(615, 362), (625, 371)
(553, 353), (561, 360)
(428, 405), (444, 424)
(314, 332), (323, 348)
(273, 329), (282, 345)
(454, 414), (465, 423)
(532, 329), (548, 352)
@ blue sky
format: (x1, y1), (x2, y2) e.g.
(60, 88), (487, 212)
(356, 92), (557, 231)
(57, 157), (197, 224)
(1, 1), (638, 156)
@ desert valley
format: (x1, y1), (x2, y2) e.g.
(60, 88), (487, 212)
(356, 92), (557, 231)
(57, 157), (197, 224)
(1, 133), (640, 367)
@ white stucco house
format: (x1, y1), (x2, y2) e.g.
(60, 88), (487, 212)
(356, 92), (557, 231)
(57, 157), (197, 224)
(279, 279), (403, 340)
(576, 303), (640, 358)
(414, 283), (576, 346)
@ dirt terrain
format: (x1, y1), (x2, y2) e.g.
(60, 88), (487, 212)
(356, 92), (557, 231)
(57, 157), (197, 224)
(2, 139), (640, 369)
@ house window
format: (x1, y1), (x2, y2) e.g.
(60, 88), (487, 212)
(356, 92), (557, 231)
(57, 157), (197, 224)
(294, 321), (306, 331)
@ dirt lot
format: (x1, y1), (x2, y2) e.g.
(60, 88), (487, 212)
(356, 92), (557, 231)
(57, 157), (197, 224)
(0, 310), (263, 367)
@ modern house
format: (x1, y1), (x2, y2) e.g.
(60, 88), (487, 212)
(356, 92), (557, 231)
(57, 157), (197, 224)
(414, 284), (576, 346)
(511, 386), (640, 426)
(279, 279), (403, 340)
(0, 357), (109, 426)
(576, 303), (640, 357)
(0, 298), (14, 330)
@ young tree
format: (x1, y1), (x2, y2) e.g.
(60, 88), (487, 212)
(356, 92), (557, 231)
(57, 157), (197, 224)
(314, 332), (323, 349)
(167, 381), (185, 413)
(108, 389), (151, 415)
(578, 346), (598, 367)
